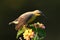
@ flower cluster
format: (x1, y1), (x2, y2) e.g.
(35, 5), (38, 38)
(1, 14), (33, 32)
(16, 22), (46, 40)
(33, 22), (45, 29)
(23, 29), (34, 40)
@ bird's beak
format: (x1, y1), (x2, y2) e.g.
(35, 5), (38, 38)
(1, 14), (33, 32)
(40, 12), (47, 18)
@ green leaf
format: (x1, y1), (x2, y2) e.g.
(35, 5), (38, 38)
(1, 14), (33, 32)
(37, 28), (46, 37)
(29, 24), (36, 32)
(32, 32), (38, 40)
(16, 28), (25, 39)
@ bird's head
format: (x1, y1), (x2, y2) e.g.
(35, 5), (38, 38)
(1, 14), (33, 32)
(33, 10), (42, 16)
(33, 10), (47, 18)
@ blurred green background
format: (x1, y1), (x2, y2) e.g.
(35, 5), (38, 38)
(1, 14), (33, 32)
(0, 0), (59, 40)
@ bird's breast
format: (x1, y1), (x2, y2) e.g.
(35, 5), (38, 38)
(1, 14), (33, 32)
(27, 15), (36, 23)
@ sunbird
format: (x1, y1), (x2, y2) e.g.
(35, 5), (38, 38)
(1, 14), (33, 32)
(9, 10), (43, 30)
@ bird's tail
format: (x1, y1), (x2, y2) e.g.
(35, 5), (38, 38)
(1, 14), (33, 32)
(9, 20), (18, 25)
(9, 21), (14, 25)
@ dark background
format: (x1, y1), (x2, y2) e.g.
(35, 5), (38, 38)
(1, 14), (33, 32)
(0, 0), (59, 40)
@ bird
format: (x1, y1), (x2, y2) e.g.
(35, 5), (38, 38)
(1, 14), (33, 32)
(9, 10), (42, 30)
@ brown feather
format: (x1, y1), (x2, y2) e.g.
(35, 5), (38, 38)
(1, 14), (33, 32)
(15, 14), (33, 30)
(15, 17), (26, 30)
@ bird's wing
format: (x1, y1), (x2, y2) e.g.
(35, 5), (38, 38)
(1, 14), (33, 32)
(15, 17), (26, 30)
(15, 13), (34, 30)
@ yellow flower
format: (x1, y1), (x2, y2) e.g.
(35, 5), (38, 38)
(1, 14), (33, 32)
(23, 29), (34, 40)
